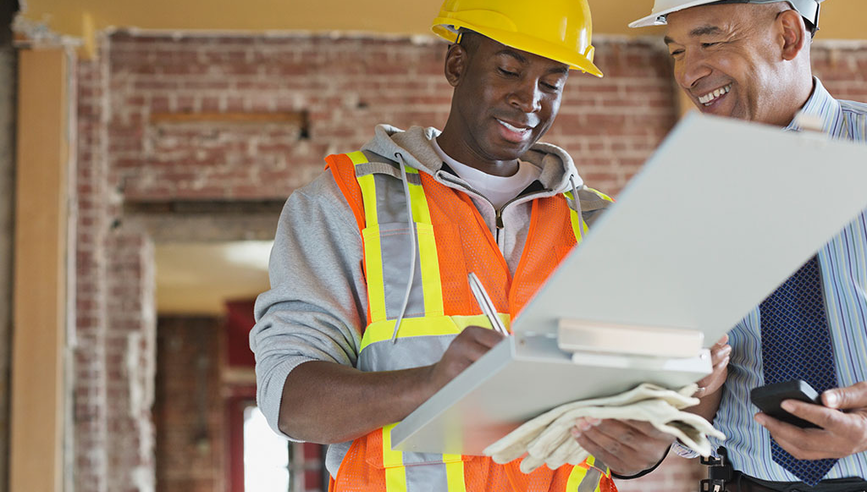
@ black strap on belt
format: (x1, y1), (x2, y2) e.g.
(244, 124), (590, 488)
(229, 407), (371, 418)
(701, 447), (734, 492)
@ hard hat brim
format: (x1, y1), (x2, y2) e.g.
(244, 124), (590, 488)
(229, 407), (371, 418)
(628, 0), (728, 28)
(432, 21), (604, 77)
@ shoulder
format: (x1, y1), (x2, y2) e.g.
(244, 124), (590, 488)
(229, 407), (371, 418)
(838, 98), (867, 115)
(835, 98), (867, 142)
(577, 186), (615, 228)
(278, 168), (360, 235)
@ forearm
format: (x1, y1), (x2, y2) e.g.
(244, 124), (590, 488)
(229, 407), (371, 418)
(685, 387), (723, 423)
(278, 360), (437, 443)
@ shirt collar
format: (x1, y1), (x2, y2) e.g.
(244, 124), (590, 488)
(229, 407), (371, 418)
(785, 77), (841, 133)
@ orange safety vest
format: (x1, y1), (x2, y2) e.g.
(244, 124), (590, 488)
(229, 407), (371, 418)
(325, 150), (617, 492)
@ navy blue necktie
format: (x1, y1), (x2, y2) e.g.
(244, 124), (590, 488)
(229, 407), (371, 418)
(759, 255), (838, 486)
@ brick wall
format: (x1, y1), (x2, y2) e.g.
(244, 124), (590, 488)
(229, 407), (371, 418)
(105, 230), (156, 492)
(76, 44), (157, 492)
(812, 42), (867, 102)
(75, 54), (110, 492)
(155, 316), (225, 492)
(72, 30), (867, 492)
(105, 33), (678, 201)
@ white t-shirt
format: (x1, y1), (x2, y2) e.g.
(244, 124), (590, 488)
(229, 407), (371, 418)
(430, 136), (541, 210)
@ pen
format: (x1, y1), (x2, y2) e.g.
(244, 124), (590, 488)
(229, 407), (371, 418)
(468, 272), (510, 336)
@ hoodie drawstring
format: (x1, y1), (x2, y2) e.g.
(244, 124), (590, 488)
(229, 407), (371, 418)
(391, 153), (417, 343)
(569, 175), (585, 238)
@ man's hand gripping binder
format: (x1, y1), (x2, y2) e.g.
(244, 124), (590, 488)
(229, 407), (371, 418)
(390, 113), (867, 457)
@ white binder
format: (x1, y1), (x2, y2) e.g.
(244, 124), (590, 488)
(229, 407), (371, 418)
(391, 113), (867, 456)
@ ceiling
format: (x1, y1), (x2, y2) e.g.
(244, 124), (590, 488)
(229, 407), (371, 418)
(18, 0), (867, 45)
(154, 241), (272, 315)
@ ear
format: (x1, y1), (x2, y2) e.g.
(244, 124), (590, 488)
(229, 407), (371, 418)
(444, 43), (468, 87)
(778, 9), (806, 61)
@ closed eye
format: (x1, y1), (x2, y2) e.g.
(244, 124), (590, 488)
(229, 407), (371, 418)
(498, 67), (519, 77)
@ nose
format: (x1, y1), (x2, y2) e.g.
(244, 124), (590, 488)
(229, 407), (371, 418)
(676, 50), (712, 90)
(509, 79), (542, 113)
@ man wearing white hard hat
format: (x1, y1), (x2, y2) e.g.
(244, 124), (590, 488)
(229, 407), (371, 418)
(631, 1), (867, 491)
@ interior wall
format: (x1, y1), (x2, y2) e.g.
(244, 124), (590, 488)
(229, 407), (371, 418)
(70, 28), (867, 492)
(154, 316), (225, 492)
(74, 46), (111, 492)
(74, 29), (687, 492)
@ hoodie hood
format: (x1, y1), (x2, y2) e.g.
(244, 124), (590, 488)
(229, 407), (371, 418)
(361, 124), (584, 194)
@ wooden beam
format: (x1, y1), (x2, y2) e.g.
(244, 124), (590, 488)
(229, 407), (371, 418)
(11, 47), (70, 492)
(149, 111), (306, 125)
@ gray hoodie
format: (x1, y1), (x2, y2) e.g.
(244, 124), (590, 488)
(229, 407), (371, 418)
(250, 124), (610, 476)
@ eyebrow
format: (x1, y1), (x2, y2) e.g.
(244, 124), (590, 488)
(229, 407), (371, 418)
(664, 25), (723, 45)
(496, 49), (569, 75)
(497, 49), (528, 64)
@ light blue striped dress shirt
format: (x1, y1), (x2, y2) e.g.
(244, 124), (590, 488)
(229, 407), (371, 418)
(708, 78), (867, 482)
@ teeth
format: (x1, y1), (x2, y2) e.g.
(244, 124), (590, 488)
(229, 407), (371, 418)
(499, 120), (530, 133)
(698, 84), (731, 105)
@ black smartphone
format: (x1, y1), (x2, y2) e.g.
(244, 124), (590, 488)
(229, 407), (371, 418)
(750, 380), (822, 429)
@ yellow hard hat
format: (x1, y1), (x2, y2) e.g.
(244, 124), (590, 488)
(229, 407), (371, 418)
(431, 0), (603, 77)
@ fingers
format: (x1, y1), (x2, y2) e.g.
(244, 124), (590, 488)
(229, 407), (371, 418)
(822, 381), (867, 410)
(755, 413), (829, 460)
(695, 341), (731, 397)
(710, 343), (732, 366)
(431, 326), (505, 389)
(571, 419), (672, 476)
(464, 325), (506, 348)
(453, 325), (505, 359)
(755, 400), (867, 460)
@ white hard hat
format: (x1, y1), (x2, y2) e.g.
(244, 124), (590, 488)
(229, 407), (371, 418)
(629, 0), (824, 33)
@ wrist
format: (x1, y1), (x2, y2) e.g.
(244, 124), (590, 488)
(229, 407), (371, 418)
(611, 445), (671, 480)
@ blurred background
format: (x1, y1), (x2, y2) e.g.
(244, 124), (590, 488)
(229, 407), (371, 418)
(1, 0), (865, 491)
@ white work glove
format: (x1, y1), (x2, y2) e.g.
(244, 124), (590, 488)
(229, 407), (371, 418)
(483, 383), (726, 474)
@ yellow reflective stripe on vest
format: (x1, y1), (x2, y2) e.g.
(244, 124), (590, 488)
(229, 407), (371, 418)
(445, 460), (467, 492)
(382, 423), (408, 491)
(565, 456), (610, 492)
(564, 191), (588, 245)
(402, 167), (444, 317)
(361, 317), (459, 351)
(353, 154), (388, 323)
(352, 153), (445, 322)
(351, 151), (379, 226)
(381, 423), (465, 492)
(451, 313), (510, 333)
(360, 314), (508, 350)
(584, 186), (615, 203)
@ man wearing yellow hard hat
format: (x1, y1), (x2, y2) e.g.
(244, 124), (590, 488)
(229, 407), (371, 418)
(250, 0), (683, 490)
(631, 0), (867, 491)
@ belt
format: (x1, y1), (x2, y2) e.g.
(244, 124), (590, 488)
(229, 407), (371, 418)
(701, 448), (867, 492)
(727, 472), (867, 492)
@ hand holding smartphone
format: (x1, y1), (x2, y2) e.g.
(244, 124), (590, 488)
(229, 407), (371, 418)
(750, 380), (823, 429)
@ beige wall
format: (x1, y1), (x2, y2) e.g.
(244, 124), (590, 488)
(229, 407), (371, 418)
(18, 0), (867, 43)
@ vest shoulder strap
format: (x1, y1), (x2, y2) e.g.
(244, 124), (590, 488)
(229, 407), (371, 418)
(577, 186), (614, 228)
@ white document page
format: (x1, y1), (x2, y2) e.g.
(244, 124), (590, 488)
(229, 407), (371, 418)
(513, 113), (867, 344)
(391, 113), (867, 455)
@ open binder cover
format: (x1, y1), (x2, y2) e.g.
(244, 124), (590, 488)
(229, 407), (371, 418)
(392, 113), (867, 456)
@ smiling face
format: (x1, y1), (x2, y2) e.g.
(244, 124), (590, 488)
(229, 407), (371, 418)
(437, 32), (570, 176)
(664, 3), (810, 126)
